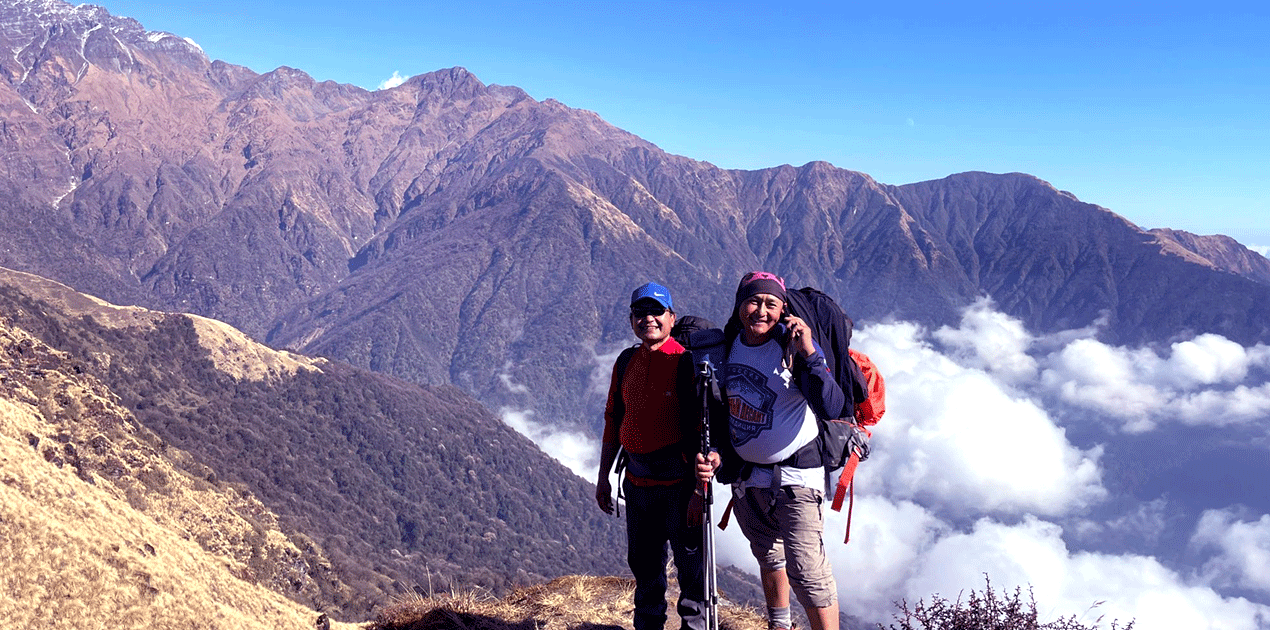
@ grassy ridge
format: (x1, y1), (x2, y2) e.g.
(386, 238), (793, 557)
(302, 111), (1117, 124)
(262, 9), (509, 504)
(0, 270), (626, 620)
(0, 324), (347, 629)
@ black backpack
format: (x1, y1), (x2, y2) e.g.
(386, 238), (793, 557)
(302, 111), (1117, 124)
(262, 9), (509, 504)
(783, 287), (870, 471)
(784, 287), (879, 543)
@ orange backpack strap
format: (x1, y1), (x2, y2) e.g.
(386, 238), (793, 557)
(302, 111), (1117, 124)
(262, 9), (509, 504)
(831, 450), (861, 543)
(717, 496), (736, 530)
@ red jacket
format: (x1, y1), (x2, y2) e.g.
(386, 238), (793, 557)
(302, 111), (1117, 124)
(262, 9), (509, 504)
(602, 338), (695, 485)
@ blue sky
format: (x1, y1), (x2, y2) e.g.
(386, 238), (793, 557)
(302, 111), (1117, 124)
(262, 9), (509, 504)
(100, 0), (1269, 249)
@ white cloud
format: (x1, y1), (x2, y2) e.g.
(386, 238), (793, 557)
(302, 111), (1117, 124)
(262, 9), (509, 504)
(1193, 509), (1270, 595)
(820, 496), (946, 617)
(933, 297), (1038, 382)
(918, 299), (1270, 433)
(840, 308), (1270, 626)
(1170, 382), (1270, 426)
(499, 408), (597, 480)
(1249, 244), (1269, 258)
(1072, 499), (1170, 547)
(1041, 334), (1270, 432)
(497, 361), (529, 394)
(589, 344), (628, 399)
(1167, 335), (1261, 385)
(899, 516), (1270, 630)
(1042, 338), (1168, 432)
(789, 496), (1270, 628)
(707, 486), (766, 570)
(497, 343), (629, 483)
(820, 306), (1269, 625)
(855, 322), (1105, 516)
(377, 71), (408, 90)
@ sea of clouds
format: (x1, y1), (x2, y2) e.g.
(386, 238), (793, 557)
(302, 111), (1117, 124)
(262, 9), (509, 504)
(503, 299), (1270, 628)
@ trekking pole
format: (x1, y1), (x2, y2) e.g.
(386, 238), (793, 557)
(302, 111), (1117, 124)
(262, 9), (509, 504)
(698, 359), (720, 630)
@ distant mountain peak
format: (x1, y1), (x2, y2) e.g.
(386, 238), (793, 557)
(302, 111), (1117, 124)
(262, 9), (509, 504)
(397, 66), (521, 104)
(6, 0), (106, 22)
(1150, 228), (1270, 286)
(2, 0), (208, 95)
(3, 0), (196, 52)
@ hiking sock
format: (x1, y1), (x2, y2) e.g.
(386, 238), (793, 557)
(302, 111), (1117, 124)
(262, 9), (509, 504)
(767, 606), (792, 629)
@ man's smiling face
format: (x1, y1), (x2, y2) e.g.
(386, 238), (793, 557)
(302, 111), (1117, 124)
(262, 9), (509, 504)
(630, 299), (675, 349)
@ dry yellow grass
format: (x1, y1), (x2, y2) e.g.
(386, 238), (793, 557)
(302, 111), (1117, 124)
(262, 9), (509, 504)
(367, 575), (767, 630)
(186, 314), (326, 381)
(0, 400), (354, 629)
(0, 267), (162, 331)
(0, 266), (324, 381)
(0, 320), (353, 629)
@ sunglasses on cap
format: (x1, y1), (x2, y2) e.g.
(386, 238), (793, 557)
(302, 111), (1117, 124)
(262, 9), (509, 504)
(630, 305), (668, 318)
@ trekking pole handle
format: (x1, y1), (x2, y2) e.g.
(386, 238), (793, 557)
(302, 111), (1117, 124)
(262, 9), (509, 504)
(697, 360), (715, 451)
(697, 359), (716, 504)
(698, 359), (721, 402)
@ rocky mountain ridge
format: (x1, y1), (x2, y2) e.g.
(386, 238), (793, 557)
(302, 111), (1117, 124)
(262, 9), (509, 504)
(2, 0), (1268, 430)
(1150, 228), (1270, 286)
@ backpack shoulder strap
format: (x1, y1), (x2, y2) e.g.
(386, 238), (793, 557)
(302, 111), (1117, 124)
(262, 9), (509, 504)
(676, 350), (698, 452)
(831, 451), (862, 543)
(611, 345), (640, 431)
(614, 345), (639, 382)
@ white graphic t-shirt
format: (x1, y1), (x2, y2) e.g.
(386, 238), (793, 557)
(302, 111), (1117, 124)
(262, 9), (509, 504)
(725, 335), (821, 489)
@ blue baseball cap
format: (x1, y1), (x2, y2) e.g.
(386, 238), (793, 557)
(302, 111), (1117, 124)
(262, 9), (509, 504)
(630, 282), (673, 310)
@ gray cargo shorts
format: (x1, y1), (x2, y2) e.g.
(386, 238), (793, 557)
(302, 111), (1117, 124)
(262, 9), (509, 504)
(732, 484), (838, 609)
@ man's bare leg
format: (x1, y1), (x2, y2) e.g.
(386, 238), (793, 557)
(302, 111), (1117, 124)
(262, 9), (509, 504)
(805, 602), (838, 630)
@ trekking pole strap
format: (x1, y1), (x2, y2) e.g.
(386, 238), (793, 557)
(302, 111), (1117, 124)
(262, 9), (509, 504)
(844, 479), (855, 544)
(613, 448), (628, 518)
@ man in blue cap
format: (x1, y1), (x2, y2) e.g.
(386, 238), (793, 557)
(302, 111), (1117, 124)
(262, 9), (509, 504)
(597, 282), (706, 630)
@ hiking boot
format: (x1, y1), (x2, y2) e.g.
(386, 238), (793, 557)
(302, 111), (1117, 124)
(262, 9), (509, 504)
(768, 620), (798, 630)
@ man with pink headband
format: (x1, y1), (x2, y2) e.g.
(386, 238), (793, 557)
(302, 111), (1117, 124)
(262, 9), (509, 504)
(699, 271), (847, 630)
